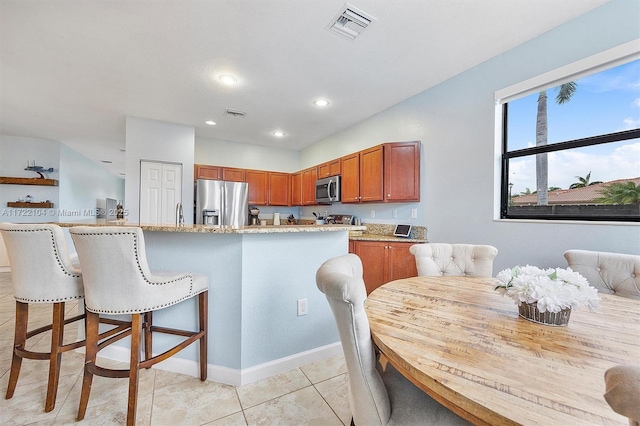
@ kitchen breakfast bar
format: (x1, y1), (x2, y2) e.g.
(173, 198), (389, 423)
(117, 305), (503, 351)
(56, 222), (365, 386)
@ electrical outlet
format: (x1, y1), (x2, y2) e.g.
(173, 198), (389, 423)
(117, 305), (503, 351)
(392, 209), (398, 218)
(297, 298), (308, 316)
(370, 210), (376, 218)
(411, 208), (418, 219)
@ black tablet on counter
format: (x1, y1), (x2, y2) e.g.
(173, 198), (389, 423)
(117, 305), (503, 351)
(393, 224), (412, 238)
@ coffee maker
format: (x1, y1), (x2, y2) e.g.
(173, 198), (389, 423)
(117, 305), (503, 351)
(249, 207), (260, 225)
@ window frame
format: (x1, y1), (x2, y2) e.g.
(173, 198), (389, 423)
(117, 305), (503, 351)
(494, 39), (640, 223)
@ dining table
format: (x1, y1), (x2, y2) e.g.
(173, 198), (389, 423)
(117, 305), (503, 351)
(364, 276), (640, 425)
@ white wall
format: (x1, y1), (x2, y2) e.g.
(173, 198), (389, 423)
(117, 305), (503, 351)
(299, 0), (640, 271)
(0, 135), (61, 222)
(196, 137), (300, 173)
(125, 116), (196, 224)
(58, 144), (124, 222)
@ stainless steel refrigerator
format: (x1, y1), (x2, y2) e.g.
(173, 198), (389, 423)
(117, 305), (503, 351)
(195, 179), (249, 227)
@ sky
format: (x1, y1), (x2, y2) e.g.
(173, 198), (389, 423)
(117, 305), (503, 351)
(506, 59), (640, 194)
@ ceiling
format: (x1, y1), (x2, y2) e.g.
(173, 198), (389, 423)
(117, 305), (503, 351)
(0, 0), (610, 177)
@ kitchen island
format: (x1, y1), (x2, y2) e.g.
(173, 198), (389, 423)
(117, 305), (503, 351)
(56, 222), (364, 386)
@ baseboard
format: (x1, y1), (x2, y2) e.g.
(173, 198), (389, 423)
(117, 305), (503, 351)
(94, 341), (343, 387)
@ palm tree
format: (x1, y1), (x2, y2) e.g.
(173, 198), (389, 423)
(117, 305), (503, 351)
(536, 82), (577, 205)
(569, 171), (603, 189)
(595, 181), (640, 205)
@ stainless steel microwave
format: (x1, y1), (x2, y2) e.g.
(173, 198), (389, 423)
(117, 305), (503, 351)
(315, 176), (340, 204)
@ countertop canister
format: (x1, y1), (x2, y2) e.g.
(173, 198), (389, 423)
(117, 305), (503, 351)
(273, 213), (280, 225)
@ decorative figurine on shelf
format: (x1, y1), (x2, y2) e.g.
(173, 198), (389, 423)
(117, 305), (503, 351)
(25, 195), (32, 203)
(116, 201), (124, 219)
(25, 161), (54, 179)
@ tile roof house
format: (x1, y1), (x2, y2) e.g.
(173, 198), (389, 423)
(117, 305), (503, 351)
(512, 177), (640, 205)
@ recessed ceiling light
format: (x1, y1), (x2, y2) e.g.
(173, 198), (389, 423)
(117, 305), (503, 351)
(273, 131), (286, 137)
(101, 160), (112, 164)
(205, 120), (216, 126)
(219, 74), (238, 85)
(314, 99), (330, 107)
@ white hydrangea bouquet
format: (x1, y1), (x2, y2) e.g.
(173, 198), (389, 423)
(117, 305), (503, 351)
(495, 265), (600, 325)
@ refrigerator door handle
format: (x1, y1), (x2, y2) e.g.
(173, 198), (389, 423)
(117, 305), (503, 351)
(220, 185), (225, 226)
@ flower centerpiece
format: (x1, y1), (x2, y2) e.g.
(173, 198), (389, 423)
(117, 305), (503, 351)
(495, 265), (600, 326)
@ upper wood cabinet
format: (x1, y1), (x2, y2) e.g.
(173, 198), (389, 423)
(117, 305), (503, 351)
(301, 167), (318, 206)
(194, 140), (420, 206)
(268, 172), (290, 206)
(246, 170), (290, 206)
(290, 172), (302, 206)
(194, 164), (221, 180)
(341, 141), (420, 203)
(359, 145), (384, 202)
(194, 164), (245, 182)
(317, 159), (341, 178)
(341, 146), (384, 203)
(340, 152), (360, 203)
(246, 170), (268, 205)
(222, 167), (245, 182)
(384, 141), (420, 202)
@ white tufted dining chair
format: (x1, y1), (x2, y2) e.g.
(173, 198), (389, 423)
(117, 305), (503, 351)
(316, 254), (470, 426)
(69, 226), (209, 426)
(0, 222), (85, 412)
(564, 250), (640, 299)
(409, 243), (498, 277)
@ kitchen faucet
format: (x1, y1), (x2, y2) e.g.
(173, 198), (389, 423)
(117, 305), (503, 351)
(176, 202), (184, 226)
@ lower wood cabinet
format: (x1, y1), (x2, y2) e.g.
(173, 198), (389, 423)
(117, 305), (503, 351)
(352, 240), (420, 294)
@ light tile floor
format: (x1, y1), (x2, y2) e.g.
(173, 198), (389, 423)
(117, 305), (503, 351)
(0, 272), (352, 425)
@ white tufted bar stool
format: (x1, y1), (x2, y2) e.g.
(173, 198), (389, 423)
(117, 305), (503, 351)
(564, 249), (640, 299)
(0, 222), (85, 412)
(69, 226), (209, 426)
(409, 243), (498, 277)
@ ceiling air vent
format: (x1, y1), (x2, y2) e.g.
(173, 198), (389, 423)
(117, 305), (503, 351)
(326, 4), (375, 40)
(225, 108), (246, 118)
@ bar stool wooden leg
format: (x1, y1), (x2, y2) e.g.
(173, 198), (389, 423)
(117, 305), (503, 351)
(127, 314), (141, 426)
(199, 292), (208, 381)
(143, 311), (152, 364)
(45, 302), (65, 412)
(77, 311), (99, 421)
(6, 301), (28, 400)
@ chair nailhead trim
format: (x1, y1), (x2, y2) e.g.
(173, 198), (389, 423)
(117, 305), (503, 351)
(73, 230), (198, 313)
(2, 228), (81, 278)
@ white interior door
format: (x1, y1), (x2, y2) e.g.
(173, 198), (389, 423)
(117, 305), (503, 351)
(140, 161), (182, 224)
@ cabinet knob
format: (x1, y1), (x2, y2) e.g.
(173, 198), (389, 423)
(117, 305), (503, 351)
(387, 194), (391, 197)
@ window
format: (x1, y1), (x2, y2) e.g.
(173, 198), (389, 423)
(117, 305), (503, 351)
(497, 46), (640, 222)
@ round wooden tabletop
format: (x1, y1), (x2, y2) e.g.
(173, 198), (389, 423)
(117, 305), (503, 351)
(365, 276), (640, 425)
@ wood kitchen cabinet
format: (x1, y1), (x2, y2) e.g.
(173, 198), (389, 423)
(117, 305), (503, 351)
(317, 159), (341, 178)
(301, 167), (318, 206)
(341, 146), (384, 203)
(268, 172), (290, 206)
(353, 240), (419, 294)
(221, 167), (245, 182)
(194, 164), (221, 180)
(247, 170), (290, 206)
(340, 152), (360, 203)
(290, 172), (302, 206)
(383, 141), (420, 202)
(246, 169), (268, 205)
(341, 141), (420, 203)
(194, 164), (245, 182)
(359, 145), (385, 202)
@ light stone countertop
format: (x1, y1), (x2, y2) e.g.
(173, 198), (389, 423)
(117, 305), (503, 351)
(55, 220), (366, 234)
(349, 233), (427, 243)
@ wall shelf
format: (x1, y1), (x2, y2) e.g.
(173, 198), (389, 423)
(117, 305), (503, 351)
(0, 177), (59, 186)
(7, 201), (54, 208)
